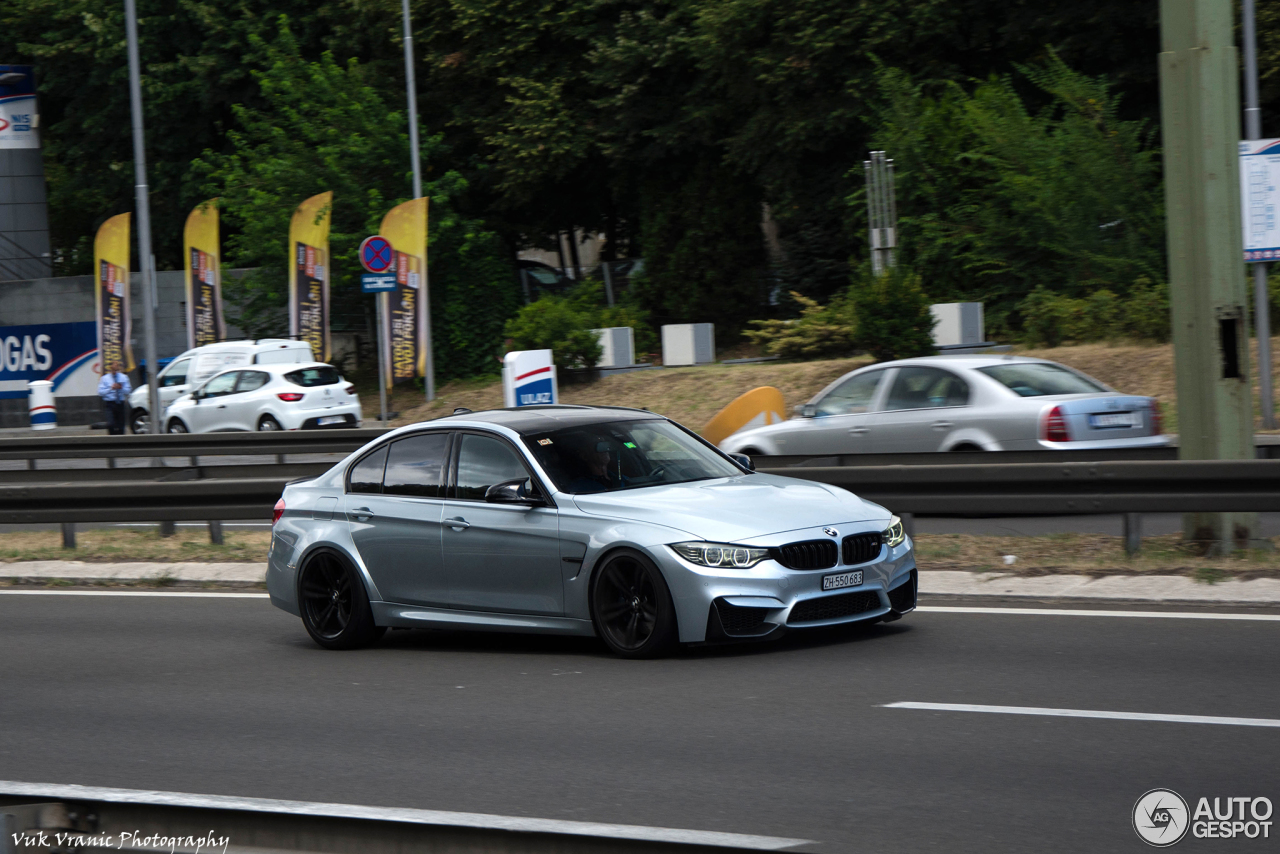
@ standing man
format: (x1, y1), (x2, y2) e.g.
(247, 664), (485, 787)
(98, 360), (132, 435)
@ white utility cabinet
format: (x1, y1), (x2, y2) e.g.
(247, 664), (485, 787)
(661, 323), (715, 366)
(930, 303), (984, 347)
(592, 327), (635, 367)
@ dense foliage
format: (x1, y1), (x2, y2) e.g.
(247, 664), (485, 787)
(1, 0), (1220, 371)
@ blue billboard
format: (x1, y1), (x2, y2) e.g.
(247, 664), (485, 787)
(0, 321), (99, 399)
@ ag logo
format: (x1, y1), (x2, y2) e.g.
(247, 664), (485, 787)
(1134, 789), (1190, 847)
(823, 528), (838, 537)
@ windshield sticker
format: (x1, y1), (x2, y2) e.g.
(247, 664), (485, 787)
(537, 438), (553, 445)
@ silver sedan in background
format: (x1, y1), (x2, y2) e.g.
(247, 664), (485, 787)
(719, 355), (1169, 456)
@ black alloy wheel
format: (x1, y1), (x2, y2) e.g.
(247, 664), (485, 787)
(166, 419), (188, 433)
(258, 415), (282, 431)
(590, 549), (678, 658)
(130, 408), (148, 434)
(298, 550), (384, 650)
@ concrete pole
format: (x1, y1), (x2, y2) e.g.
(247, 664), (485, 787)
(1243, 0), (1275, 430)
(402, 0), (435, 402)
(124, 0), (161, 434)
(1160, 0), (1260, 552)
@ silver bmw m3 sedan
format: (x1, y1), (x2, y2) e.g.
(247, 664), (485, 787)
(267, 405), (917, 657)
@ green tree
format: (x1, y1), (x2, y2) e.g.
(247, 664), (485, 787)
(849, 264), (936, 362)
(193, 19), (518, 381)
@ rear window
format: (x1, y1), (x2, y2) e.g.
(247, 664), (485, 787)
(978, 363), (1107, 397)
(285, 366), (341, 387)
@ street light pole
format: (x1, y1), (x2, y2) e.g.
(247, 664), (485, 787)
(401, 0), (435, 401)
(1243, 0), (1275, 429)
(124, 0), (160, 433)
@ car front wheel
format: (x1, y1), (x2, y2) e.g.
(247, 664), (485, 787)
(298, 550), (385, 650)
(166, 419), (188, 433)
(590, 549), (679, 658)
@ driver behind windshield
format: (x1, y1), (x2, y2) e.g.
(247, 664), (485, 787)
(566, 439), (628, 494)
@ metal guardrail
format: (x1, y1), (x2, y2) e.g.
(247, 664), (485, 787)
(2, 459), (1280, 526)
(0, 782), (806, 854)
(0, 428), (388, 463)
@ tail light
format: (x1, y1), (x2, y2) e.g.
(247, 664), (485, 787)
(277, 392), (304, 402)
(272, 498), (286, 526)
(1150, 400), (1164, 434)
(344, 384), (356, 395)
(1041, 405), (1071, 442)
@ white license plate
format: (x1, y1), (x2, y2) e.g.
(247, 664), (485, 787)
(1088, 412), (1138, 429)
(317, 416), (346, 426)
(822, 571), (863, 591)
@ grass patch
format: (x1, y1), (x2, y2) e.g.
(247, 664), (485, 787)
(914, 532), (1280, 578)
(0, 528), (270, 563)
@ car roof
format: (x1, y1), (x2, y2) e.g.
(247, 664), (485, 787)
(868, 354), (1055, 370)
(429, 405), (661, 435)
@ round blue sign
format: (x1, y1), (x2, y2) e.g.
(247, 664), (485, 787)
(359, 235), (394, 274)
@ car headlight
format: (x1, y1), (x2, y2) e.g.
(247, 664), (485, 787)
(883, 515), (906, 548)
(670, 542), (771, 569)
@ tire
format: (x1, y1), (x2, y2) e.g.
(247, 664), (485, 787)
(258, 415), (282, 431)
(590, 549), (679, 658)
(298, 549), (385, 650)
(166, 418), (189, 433)
(950, 444), (984, 453)
(129, 408), (149, 434)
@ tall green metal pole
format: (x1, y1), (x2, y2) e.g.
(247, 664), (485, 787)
(1160, 0), (1259, 552)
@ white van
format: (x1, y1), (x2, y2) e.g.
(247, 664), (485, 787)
(128, 339), (314, 433)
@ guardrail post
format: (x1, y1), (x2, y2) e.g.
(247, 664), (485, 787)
(159, 520), (175, 538)
(208, 521), (223, 545)
(1124, 513), (1142, 556)
(60, 523), (76, 549)
(900, 512), (916, 539)
(26, 458), (35, 470)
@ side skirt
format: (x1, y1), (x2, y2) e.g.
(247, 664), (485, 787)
(371, 602), (597, 636)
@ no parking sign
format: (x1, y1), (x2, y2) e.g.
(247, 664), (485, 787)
(359, 235), (395, 273)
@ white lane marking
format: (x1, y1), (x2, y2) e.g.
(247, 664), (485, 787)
(0, 590), (268, 598)
(885, 702), (1280, 728)
(0, 781), (811, 850)
(918, 605), (1280, 621)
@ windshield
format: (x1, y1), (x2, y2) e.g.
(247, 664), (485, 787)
(521, 418), (742, 494)
(978, 363), (1107, 397)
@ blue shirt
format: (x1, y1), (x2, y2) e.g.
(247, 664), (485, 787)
(98, 372), (132, 403)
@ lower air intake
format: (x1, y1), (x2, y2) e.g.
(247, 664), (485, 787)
(888, 569), (918, 613)
(713, 600), (773, 636)
(788, 590), (881, 625)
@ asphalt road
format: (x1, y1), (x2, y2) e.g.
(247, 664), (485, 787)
(2, 594), (1277, 852)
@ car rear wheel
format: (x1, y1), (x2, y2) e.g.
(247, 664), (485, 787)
(129, 408), (148, 434)
(590, 549), (678, 658)
(258, 415), (282, 431)
(166, 419), (188, 433)
(298, 550), (385, 650)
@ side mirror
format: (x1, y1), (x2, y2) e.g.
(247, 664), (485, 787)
(728, 452), (755, 471)
(797, 403), (818, 418)
(484, 477), (547, 506)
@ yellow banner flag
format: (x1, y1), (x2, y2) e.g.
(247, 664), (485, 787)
(94, 213), (134, 372)
(289, 191), (332, 362)
(184, 199), (224, 349)
(379, 197), (430, 389)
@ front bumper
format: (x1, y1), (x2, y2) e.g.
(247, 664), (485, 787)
(651, 536), (918, 643)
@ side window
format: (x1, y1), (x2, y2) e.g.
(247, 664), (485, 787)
(235, 371), (270, 393)
(455, 434), (531, 501)
(202, 371), (240, 398)
(816, 371), (884, 416)
(885, 367), (970, 411)
(383, 433), (450, 498)
(161, 359), (190, 388)
(348, 445), (389, 494)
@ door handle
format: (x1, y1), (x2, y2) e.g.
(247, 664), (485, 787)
(849, 427), (869, 435)
(446, 517), (471, 531)
(216, 404), (226, 409)
(351, 507), (374, 522)
(932, 421), (953, 430)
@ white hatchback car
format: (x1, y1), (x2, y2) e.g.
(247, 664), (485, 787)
(163, 362), (363, 433)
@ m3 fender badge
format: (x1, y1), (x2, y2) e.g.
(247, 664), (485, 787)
(824, 528), (838, 537)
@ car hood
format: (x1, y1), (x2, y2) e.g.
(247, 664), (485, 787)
(569, 473), (888, 542)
